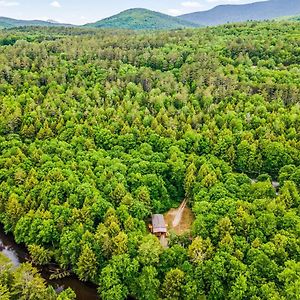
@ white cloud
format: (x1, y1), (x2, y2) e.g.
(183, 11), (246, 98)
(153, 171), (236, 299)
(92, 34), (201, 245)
(206, 0), (255, 3)
(50, 1), (61, 8)
(181, 1), (204, 8)
(168, 1), (205, 15)
(167, 8), (183, 16)
(0, 0), (19, 7)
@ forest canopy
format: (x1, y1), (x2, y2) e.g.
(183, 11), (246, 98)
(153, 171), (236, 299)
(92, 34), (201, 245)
(0, 21), (300, 299)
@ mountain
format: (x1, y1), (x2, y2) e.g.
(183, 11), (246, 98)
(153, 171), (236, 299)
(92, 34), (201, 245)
(179, 0), (300, 26)
(46, 19), (60, 24)
(275, 14), (300, 21)
(285, 15), (300, 21)
(0, 17), (73, 29)
(85, 8), (199, 30)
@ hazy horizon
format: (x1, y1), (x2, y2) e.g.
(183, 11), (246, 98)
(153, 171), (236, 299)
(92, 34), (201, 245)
(0, 0), (264, 25)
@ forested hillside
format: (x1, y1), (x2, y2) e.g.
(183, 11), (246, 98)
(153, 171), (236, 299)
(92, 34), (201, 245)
(85, 8), (198, 30)
(0, 17), (73, 29)
(287, 15), (300, 21)
(0, 22), (300, 299)
(179, 0), (300, 25)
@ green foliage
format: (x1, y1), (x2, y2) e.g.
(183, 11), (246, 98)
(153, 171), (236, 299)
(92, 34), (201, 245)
(162, 268), (185, 299)
(28, 244), (53, 265)
(0, 253), (65, 300)
(77, 244), (98, 282)
(57, 288), (77, 300)
(0, 22), (299, 300)
(135, 266), (160, 300)
(138, 235), (163, 266)
(278, 260), (300, 299)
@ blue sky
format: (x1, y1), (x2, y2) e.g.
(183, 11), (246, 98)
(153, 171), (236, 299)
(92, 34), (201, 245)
(0, 0), (263, 24)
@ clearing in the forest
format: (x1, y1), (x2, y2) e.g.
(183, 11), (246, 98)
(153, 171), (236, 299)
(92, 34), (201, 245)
(164, 200), (194, 235)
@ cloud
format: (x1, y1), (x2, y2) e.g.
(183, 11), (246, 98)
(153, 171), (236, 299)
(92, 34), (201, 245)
(50, 1), (61, 8)
(206, 0), (254, 3)
(167, 1), (205, 15)
(167, 8), (183, 16)
(181, 1), (204, 8)
(0, 0), (19, 7)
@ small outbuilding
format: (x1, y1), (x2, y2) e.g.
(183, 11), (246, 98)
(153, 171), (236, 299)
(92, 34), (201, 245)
(150, 214), (167, 237)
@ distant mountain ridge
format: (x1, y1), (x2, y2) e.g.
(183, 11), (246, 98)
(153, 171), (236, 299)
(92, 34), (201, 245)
(1, 1), (300, 31)
(0, 17), (74, 29)
(84, 8), (199, 30)
(179, 0), (300, 26)
(286, 15), (300, 21)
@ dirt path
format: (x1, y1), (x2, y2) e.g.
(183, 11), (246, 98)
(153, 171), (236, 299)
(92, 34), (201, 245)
(172, 199), (187, 227)
(159, 235), (168, 248)
(164, 200), (194, 235)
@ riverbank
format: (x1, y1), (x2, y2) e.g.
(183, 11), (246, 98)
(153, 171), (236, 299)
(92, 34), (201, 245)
(0, 225), (99, 300)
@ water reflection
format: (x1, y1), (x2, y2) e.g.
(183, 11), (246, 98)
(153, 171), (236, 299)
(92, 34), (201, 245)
(2, 248), (20, 266)
(0, 226), (99, 300)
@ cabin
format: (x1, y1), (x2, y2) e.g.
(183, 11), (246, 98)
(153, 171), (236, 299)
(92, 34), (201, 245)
(150, 214), (167, 237)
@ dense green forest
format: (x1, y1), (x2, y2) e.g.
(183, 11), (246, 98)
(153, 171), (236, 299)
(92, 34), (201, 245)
(0, 21), (300, 299)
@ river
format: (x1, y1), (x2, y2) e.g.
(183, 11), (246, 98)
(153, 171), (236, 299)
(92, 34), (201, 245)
(0, 226), (99, 300)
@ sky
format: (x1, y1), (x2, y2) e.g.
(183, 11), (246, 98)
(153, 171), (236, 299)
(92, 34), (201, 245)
(0, 0), (264, 24)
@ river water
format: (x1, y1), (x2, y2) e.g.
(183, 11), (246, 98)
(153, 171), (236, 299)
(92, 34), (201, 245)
(0, 226), (99, 300)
